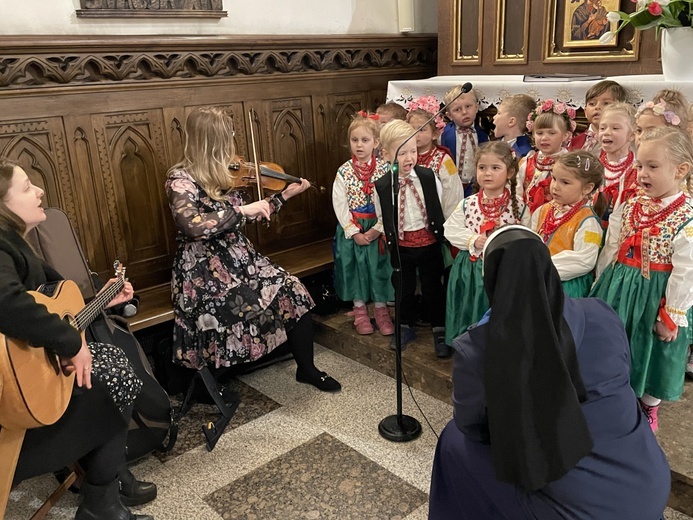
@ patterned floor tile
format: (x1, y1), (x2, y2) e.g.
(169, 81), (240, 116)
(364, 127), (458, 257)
(204, 432), (428, 520)
(155, 378), (281, 462)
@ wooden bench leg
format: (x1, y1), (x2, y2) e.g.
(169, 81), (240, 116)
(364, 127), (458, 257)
(29, 471), (77, 520)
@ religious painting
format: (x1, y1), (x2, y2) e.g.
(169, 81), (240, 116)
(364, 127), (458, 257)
(562, 0), (620, 48)
(543, 0), (638, 63)
(77, 0), (227, 18)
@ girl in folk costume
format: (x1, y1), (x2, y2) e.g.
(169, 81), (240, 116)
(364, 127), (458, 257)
(444, 141), (529, 345)
(406, 98), (464, 219)
(635, 98), (685, 148)
(333, 113), (394, 335)
(597, 103), (638, 223)
(592, 126), (693, 432)
(531, 152), (604, 298)
(517, 99), (576, 214)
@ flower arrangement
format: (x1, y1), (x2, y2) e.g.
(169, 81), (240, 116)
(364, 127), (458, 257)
(526, 99), (577, 133)
(406, 96), (446, 131)
(601, 0), (693, 43)
(636, 100), (682, 125)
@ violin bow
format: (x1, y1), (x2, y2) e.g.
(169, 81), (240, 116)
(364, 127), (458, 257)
(247, 108), (265, 205)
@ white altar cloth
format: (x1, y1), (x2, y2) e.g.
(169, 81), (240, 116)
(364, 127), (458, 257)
(387, 75), (693, 110)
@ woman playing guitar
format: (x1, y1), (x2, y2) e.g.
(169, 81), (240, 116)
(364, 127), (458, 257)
(0, 158), (155, 520)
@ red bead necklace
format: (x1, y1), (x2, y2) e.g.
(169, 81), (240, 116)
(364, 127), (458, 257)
(477, 189), (510, 222)
(417, 147), (436, 167)
(535, 152), (557, 173)
(538, 199), (586, 240)
(629, 193), (686, 232)
(600, 149), (634, 182)
(352, 155), (376, 195)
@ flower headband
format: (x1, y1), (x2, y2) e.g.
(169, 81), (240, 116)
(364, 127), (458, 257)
(406, 95), (446, 131)
(526, 99), (577, 133)
(357, 110), (380, 120)
(636, 101), (681, 126)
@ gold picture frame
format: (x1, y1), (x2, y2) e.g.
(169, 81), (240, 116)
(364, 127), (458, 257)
(493, 0), (530, 64)
(452, 0), (484, 65)
(77, 0), (227, 18)
(543, 0), (639, 62)
(563, 0), (619, 48)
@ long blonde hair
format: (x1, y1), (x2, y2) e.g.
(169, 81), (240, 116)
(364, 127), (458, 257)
(170, 106), (236, 201)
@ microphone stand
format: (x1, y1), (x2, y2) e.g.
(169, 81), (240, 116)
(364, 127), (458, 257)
(378, 84), (472, 442)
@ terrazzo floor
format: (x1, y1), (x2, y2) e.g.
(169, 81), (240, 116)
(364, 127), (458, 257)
(6, 344), (690, 519)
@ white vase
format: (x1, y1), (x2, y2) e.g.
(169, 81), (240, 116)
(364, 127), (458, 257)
(661, 27), (693, 82)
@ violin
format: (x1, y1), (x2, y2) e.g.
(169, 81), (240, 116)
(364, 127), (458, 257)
(227, 160), (324, 194)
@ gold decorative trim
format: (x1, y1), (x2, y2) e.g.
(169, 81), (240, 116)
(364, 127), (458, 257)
(452, 0), (483, 65)
(542, 0), (640, 63)
(493, 0), (530, 64)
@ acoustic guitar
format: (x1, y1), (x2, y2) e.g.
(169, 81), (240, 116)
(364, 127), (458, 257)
(0, 263), (126, 519)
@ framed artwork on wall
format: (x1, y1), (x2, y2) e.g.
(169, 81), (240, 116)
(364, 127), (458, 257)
(563, 0), (619, 48)
(543, 0), (639, 62)
(77, 0), (227, 18)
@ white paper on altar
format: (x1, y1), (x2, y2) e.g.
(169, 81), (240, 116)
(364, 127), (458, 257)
(387, 74), (693, 110)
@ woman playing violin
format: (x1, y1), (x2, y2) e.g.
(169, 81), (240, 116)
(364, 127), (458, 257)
(165, 106), (340, 392)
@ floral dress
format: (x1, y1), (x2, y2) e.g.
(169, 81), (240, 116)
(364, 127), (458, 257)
(165, 169), (314, 369)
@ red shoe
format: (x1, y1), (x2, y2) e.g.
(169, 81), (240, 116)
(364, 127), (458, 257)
(639, 400), (659, 433)
(374, 306), (395, 335)
(352, 305), (374, 335)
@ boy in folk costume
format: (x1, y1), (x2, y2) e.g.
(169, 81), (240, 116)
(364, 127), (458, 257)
(374, 120), (448, 357)
(569, 80), (628, 152)
(440, 85), (489, 196)
(492, 94), (536, 159)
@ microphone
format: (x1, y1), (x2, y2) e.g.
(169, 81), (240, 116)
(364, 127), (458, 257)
(377, 82), (474, 444)
(391, 82), (473, 172)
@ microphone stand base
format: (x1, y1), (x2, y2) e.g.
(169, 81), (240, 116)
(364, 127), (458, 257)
(378, 414), (422, 442)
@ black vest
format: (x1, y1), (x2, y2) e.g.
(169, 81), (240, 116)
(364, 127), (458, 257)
(375, 165), (445, 247)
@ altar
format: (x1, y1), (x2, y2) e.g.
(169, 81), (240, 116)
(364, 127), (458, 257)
(386, 75), (693, 110)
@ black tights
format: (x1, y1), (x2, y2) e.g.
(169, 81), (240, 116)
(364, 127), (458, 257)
(79, 404), (131, 486)
(287, 312), (320, 377)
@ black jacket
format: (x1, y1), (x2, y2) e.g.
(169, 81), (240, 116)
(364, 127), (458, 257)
(374, 165), (445, 247)
(0, 227), (81, 358)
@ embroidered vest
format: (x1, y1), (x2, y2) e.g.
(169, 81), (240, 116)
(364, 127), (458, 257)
(618, 197), (693, 269)
(537, 205), (599, 255)
(337, 159), (390, 211)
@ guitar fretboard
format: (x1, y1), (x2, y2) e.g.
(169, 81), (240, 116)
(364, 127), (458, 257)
(74, 278), (125, 331)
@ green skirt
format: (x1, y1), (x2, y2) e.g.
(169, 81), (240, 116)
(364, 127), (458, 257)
(591, 262), (689, 400)
(561, 272), (594, 298)
(445, 250), (489, 345)
(333, 219), (394, 303)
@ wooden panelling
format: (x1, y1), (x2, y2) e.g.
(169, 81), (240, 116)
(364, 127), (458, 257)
(438, 0), (661, 76)
(0, 35), (437, 292)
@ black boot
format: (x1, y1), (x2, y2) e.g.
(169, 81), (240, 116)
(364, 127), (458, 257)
(119, 465), (158, 506)
(75, 479), (154, 520)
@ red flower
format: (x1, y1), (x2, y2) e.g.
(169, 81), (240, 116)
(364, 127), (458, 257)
(648, 2), (663, 15)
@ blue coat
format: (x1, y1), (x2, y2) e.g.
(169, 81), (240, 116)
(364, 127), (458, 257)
(439, 122), (489, 165)
(429, 297), (670, 520)
(511, 134), (533, 159)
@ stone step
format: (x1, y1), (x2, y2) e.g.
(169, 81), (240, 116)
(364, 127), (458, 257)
(314, 308), (693, 517)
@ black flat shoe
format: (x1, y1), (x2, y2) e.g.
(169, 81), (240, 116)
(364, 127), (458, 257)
(296, 370), (342, 392)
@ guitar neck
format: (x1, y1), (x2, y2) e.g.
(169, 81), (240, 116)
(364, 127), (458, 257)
(73, 278), (124, 332)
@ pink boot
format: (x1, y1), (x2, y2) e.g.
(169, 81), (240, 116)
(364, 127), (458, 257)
(639, 400), (659, 433)
(352, 305), (374, 335)
(374, 306), (395, 336)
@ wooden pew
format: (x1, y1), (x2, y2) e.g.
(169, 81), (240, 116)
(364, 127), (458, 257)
(126, 237), (334, 332)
